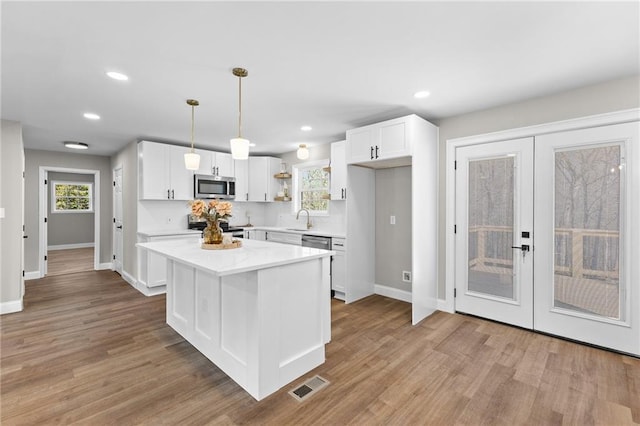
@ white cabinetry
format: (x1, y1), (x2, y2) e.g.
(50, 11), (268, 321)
(245, 229), (266, 240)
(331, 238), (346, 298)
(137, 232), (201, 289)
(139, 141), (193, 200)
(196, 149), (234, 177)
(266, 231), (302, 246)
(248, 157), (281, 202)
(346, 115), (419, 167)
(330, 140), (347, 200)
(234, 159), (249, 201)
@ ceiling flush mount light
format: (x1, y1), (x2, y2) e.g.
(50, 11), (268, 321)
(184, 99), (201, 171)
(106, 71), (128, 81)
(83, 112), (100, 120)
(64, 141), (89, 150)
(297, 144), (310, 160)
(230, 67), (250, 160)
(301, 125), (312, 132)
(413, 90), (431, 99)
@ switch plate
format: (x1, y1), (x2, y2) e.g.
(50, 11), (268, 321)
(402, 271), (411, 282)
(390, 215), (396, 225)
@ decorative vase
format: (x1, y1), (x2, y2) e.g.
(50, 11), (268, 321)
(203, 220), (223, 245)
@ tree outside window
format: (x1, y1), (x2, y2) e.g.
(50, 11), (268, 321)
(52, 181), (93, 212)
(294, 161), (330, 214)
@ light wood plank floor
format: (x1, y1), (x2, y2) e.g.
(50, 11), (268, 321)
(1, 271), (638, 425)
(46, 247), (94, 276)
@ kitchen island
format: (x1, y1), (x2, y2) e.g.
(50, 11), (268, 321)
(136, 238), (333, 401)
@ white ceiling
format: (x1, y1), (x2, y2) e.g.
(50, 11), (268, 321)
(2, 1), (639, 157)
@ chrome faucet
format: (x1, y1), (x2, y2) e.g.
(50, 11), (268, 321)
(296, 208), (312, 229)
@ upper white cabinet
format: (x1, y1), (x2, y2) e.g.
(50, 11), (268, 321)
(248, 157), (281, 202)
(330, 140), (347, 200)
(194, 149), (234, 177)
(346, 115), (420, 167)
(234, 159), (249, 202)
(139, 141), (192, 200)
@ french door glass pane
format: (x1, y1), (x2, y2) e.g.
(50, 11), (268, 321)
(468, 157), (515, 299)
(554, 145), (623, 320)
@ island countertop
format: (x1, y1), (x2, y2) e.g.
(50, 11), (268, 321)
(137, 238), (334, 277)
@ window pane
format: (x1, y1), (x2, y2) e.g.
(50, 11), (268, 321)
(468, 157), (515, 300)
(554, 145), (622, 320)
(53, 182), (92, 211)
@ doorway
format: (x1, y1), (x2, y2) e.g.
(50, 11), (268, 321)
(452, 121), (639, 356)
(38, 167), (101, 277)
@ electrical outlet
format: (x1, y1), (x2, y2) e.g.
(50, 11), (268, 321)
(390, 215), (396, 225)
(402, 271), (411, 282)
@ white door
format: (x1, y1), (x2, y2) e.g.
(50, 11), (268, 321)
(113, 166), (123, 274)
(455, 138), (534, 328)
(534, 122), (640, 355)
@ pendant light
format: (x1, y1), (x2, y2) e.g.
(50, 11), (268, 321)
(297, 144), (309, 160)
(230, 67), (250, 160)
(184, 99), (201, 170)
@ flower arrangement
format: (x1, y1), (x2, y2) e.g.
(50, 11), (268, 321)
(189, 199), (233, 223)
(189, 200), (233, 244)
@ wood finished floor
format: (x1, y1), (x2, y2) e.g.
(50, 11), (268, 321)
(46, 247), (94, 276)
(1, 271), (639, 425)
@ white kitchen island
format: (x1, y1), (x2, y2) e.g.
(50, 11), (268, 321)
(136, 238), (333, 401)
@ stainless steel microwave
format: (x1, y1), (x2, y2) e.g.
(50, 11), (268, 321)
(194, 174), (235, 199)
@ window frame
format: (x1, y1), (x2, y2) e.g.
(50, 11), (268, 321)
(292, 159), (330, 216)
(51, 180), (94, 213)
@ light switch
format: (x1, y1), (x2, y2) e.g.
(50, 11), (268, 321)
(390, 215), (396, 225)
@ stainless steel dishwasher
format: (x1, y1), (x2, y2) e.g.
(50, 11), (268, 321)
(301, 235), (331, 249)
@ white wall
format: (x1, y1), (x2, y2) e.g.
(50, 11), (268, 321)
(435, 74), (640, 299)
(1, 120), (25, 313)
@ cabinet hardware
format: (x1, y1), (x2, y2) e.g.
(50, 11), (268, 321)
(171, 189), (175, 199)
(167, 189), (170, 199)
(370, 146), (374, 160)
(264, 193), (267, 201)
(375, 145), (379, 159)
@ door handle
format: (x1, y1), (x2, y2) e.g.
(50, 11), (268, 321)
(116, 225), (123, 229)
(511, 245), (530, 252)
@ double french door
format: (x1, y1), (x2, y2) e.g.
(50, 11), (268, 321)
(454, 122), (639, 356)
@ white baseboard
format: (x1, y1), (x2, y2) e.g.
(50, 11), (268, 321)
(24, 271), (42, 280)
(374, 284), (412, 303)
(48, 242), (95, 250)
(0, 299), (23, 315)
(121, 270), (166, 297)
(97, 262), (112, 270)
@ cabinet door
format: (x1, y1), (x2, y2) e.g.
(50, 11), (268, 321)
(214, 152), (235, 177)
(168, 145), (194, 200)
(346, 127), (374, 164)
(379, 120), (408, 159)
(330, 141), (347, 200)
(194, 149), (214, 175)
(331, 250), (346, 292)
(139, 141), (170, 200)
(234, 159), (249, 201)
(248, 157), (268, 201)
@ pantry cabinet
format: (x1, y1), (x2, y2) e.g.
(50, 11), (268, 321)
(138, 141), (192, 200)
(330, 140), (347, 200)
(346, 115), (418, 166)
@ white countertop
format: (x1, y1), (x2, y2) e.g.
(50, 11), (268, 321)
(247, 226), (346, 239)
(137, 238), (334, 277)
(138, 229), (202, 237)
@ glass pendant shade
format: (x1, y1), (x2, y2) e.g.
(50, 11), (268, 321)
(184, 152), (200, 170)
(230, 137), (250, 160)
(297, 144), (310, 160)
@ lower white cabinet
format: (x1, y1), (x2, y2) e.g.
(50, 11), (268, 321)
(138, 233), (201, 288)
(331, 238), (346, 298)
(245, 229), (266, 240)
(266, 231), (302, 246)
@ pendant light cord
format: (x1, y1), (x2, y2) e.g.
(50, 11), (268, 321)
(191, 105), (195, 153)
(238, 75), (243, 138)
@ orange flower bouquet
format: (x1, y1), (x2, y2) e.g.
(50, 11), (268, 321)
(190, 200), (233, 244)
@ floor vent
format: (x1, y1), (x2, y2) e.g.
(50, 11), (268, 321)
(289, 375), (329, 402)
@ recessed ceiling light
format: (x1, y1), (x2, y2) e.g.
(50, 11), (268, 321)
(413, 90), (431, 99)
(83, 112), (100, 120)
(301, 125), (312, 131)
(249, 143), (256, 147)
(106, 71), (129, 81)
(64, 141), (89, 150)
